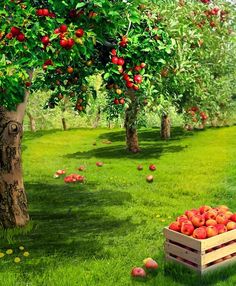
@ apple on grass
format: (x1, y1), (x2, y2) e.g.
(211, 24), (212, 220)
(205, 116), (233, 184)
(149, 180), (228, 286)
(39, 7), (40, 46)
(143, 258), (158, 271)
(146, 175), (153, 183)
(78, 166), (85, 171)
(149, 164), (156, 171)
(131, 267), (146, 278)
(96, 162), (103, 167)
(137, 165), (143, 171)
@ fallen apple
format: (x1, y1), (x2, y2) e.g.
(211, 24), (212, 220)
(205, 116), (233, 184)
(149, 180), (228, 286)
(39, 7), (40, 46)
(143, 258), (158, 270)
(96, 162), (103, 167)
(146, 175), (154, 183)
(131, 267), (146, 278)
(149, 164), (156, 171)
(137, 165), (143, 171)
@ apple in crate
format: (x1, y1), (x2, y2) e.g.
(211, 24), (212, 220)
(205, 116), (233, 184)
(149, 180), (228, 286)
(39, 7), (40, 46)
(206, 226), (218, 238)
(185, 209), (198, 219)
(143, 258), (158, 270)
(192, 227), (207, 239)
(216, 224), (227, 234)
(204, 209), (218, 220)
(131, 267), (146, 278)
(230, 213), (236, 222)
(191, 214), (205, 227)
(224, 211), (233, 219)
(206, 219), (217, 226)
(181, 222), (194, 236)
(199, 205), (212, 214)
(169, 222), (181, 232)
(216, 214), (228, 225)
(226, 221), (236, 231)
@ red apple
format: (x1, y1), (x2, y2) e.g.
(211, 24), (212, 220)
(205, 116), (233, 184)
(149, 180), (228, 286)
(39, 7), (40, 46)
(199, 205), (212, 214)
(226, 221), (236, 231)
(143, 258), (158, 270)
(96, 162), (103, 167)
(204, 209), (218, 220)
(185, 209), (198, 219)
(206, 219), (217, 226)
(191, 215), (205, 227)
(206, 226), (218, 238)
(11, 26), (21, 36)
(169, 221), (181, 232)
(149, 164), (156, 171)
(230, 213), (236, 222)
(216, 224), (227, 234)
(181, 222), (194, 236)
(192, 227), (207, 239)
(75, 28), (84, 37)
(216, 214), (228, 225)
(131, 267), (146, 278)
(224, 211), (233, 220)
(60, 24), (68, 33)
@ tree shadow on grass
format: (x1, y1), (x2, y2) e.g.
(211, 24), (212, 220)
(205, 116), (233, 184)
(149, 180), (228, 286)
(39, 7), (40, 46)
(0, 182), (135, 277)
(98, 127), (194, 143)
(164, 261), (236, 286)
(64, 143), (187, 160)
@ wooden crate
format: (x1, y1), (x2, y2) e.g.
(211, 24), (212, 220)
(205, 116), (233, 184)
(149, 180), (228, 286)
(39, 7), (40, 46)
(164, 227), (236, 274)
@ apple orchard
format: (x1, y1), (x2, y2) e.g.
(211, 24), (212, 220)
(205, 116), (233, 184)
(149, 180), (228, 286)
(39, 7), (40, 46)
(0, 0), (235, 230)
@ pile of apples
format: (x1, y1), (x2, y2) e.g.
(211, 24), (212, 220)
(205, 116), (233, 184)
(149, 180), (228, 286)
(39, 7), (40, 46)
(131, 257), (158, 279)
(64, 174), (85, 184)
(169, 205), (236, 239)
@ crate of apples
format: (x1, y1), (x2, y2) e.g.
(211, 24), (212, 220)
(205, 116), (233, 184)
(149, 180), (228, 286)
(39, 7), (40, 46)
(164, 205), (236, 274)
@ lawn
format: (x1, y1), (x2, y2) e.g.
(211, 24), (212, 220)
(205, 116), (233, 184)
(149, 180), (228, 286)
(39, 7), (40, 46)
(0, 126), (236, 286)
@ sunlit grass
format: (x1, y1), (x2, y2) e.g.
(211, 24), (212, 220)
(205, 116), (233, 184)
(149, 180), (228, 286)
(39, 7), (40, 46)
(0, 126), (236, 285)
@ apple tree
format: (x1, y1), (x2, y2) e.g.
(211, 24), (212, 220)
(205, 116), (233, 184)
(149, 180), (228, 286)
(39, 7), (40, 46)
(103, 4), (175, 152)
(153, 0), (236, 137)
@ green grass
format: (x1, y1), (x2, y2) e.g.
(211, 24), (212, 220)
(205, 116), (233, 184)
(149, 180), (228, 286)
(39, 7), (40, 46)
(0, 126), (236, 286)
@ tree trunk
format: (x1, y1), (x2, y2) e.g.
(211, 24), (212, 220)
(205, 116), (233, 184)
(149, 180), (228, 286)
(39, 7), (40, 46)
(93, 107), (101, 128)
(160, 114), (171, 140)
(124, 91), (140, 153)
(0, 97), (30, 228)
(62, 117), (67, 131)
(27, 112), (36, 132)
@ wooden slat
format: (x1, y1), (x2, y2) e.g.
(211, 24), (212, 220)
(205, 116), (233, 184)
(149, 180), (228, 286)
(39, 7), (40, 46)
(165, 254), (199, 272)
(165, 241), (200, 264)
(201, 229), (236, 250)
(201, 255), (236, 274)
(202, 243), (236, 265)
(164, 227), (201, 251)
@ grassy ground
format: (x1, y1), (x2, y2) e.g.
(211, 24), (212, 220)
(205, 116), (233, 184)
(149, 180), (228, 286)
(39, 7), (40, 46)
(0, 126), (236, 286)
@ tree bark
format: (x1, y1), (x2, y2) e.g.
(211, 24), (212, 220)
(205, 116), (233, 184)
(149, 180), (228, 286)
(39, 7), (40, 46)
(0, 97), (30, 228)
(62, 117), (67, 131)
(93, 107), (101, 128)
(160, 114), (171, 140)
(124, 91), (140, 153)
(26, 111), (36, 132)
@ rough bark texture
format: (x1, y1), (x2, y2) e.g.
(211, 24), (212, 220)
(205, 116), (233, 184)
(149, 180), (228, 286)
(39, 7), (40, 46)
(62, 117), (67, 131)
(124, 91), (140, 153)
(27, 111), (36, 132)
(0, 99), (29, 228)
(160, 114), (171, 140)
